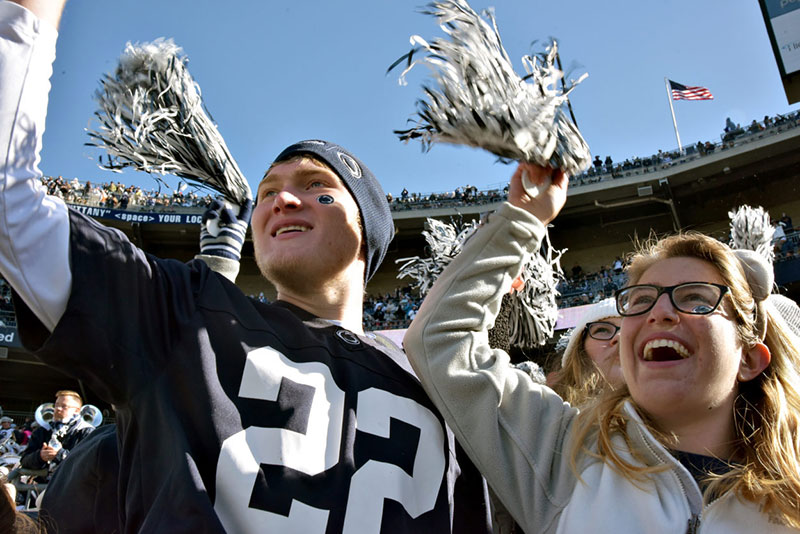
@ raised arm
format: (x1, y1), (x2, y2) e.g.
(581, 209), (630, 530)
(8, 0), (68, 29)
(403, 163), (576, 531)
(0, 0), (71, 331)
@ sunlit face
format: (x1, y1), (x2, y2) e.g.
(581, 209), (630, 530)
(53, 395), (82, 422)
(583, 316), (623, 387)
(251, 158), (363, 291)
(619, 257), (746, 424)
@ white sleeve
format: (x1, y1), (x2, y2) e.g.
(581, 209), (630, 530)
(0, 1), (70, 332)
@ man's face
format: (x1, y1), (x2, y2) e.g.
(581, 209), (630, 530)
(53, 395), (82, 422)
(1, 421), (10, 429)
(251, 158), (364, 291)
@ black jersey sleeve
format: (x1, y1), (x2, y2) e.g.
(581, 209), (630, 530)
(15, 208), (204, 404)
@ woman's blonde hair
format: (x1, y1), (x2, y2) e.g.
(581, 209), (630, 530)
(550, 341), (607, 406)
(570, 232), (800, 528)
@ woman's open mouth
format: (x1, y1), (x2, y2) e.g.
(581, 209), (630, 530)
(642, 339), (691, 362)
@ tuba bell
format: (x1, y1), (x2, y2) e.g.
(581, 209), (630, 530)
(34, 403), (55, 431)
(79, 404), (103, 428)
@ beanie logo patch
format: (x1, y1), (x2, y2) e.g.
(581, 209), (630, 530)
(337, 152), (362, 179)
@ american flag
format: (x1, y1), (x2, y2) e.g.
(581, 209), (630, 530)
(669, 80), (713, 101)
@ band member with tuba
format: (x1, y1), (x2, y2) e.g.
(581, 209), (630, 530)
(20, 390), (95, 479)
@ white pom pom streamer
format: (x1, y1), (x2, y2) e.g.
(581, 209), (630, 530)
(728, 205), (775, 265)
(507, 229), (565, 347)
(87, 38), (251, 204)
(391, 0), (591, 178)
(396, 218), (480, 296)
(397, 216), (564, 347)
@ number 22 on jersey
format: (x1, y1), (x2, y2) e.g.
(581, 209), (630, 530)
(214, 346), (446, 533)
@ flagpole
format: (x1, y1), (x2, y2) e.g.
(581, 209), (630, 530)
(665, 78), (683, 154)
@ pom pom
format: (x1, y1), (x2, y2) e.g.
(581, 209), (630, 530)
(397, 216), (564, 347)
(728, 205), (775, 265)
(506, 228), (565, 347)
(87, 38), (251, 204)
(396, 217), (480, 296)
(391, 0), (591, 176)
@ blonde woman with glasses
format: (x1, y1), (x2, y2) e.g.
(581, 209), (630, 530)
(548, 298), (623, 406)
(404, 163), (800, 533)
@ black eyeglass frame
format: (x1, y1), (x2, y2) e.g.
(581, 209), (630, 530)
(584, 321), (621, 341)
(615, 282), (730, 317)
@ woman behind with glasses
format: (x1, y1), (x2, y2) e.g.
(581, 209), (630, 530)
(548, 298), (623, 406)
(403, 164), (800, 533)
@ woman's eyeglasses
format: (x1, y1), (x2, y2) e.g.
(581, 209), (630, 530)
(585, 321), (621, 341)
(615, 282), (729, 317)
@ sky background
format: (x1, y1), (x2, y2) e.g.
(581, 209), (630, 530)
(39, 0), (800, 199)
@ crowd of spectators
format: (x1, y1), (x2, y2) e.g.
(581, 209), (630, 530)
(556, 258), (629, 309)
(250, 286), (422, 331)
(40, 176), (215, 211)
(363, 287), (422, 331)
(569, 111), (800, 186)
(38, 111), (799, 217)
(386, 184), (507, 212)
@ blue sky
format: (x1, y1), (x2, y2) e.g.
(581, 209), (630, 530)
(39, 0), (799, 199)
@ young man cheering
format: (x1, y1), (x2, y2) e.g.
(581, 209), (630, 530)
(0, 1), (491, 532)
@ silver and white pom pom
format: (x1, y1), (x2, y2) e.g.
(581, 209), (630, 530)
(507, 229), (565, 347)
(396, 217), (480, 296)
(87, 39), (251, 204)
(391, 0), (591, 180)
(397, 216), (564, 347)
(728, 205), (775, 264)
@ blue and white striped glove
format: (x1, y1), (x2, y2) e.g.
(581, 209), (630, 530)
(200, 199), (252, 261)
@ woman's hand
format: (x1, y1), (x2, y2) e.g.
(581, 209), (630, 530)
(508, 162), (568, 225)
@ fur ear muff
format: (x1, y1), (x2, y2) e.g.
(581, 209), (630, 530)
(733, 250), (773, 302)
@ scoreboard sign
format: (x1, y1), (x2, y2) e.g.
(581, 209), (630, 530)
(760, 0), (800, 103)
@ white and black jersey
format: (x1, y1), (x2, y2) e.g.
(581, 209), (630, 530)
(15, 209), (492, 534)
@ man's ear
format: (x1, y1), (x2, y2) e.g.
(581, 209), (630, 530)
(738, 343), (771, 382)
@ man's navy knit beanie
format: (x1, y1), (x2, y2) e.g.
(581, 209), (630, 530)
(272, 140), (394, 282)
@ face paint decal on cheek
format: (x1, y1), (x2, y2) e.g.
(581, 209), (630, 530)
(317, 194), (335, 205)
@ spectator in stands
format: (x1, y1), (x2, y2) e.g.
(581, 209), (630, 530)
(773, 218), (792, 257)
(695, 141), (706, 155)
(780, 212), (793, 232)
(0, 417), (14, 442)
(548, 299), (623, 406)
(19, 391), (94, 480)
